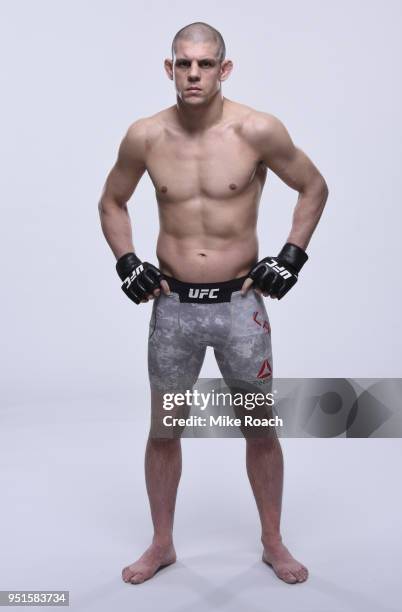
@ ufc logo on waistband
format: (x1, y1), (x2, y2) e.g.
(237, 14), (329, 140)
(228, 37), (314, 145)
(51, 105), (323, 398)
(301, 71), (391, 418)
(265, 259), (292, 280)
(123, 264), (144, 289)
(188, 288), (219, 299)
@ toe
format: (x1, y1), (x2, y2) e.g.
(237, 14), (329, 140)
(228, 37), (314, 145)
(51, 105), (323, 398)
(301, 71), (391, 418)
(279, 570), (298, 584)
(130, 572), (145, 584)
(297, 565), (309, 581)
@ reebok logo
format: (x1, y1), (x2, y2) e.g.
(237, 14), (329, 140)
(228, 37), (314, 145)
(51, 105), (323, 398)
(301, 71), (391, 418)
(123, 264), (144, 289)
(188, 288), (220, 299)
(257, 359), (272, 380)
(265, 259), (292, 280)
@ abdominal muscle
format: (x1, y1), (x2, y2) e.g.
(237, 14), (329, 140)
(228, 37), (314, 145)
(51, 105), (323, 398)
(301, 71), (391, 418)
(156, 229), (259, 283)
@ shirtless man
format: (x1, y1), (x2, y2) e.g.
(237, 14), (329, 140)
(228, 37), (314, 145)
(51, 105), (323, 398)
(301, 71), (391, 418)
(98, 22), (328, 586)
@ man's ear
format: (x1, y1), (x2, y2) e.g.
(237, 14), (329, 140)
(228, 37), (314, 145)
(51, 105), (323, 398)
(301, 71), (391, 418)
(220, 59), (233, 82)
(164, 58), (174, 80)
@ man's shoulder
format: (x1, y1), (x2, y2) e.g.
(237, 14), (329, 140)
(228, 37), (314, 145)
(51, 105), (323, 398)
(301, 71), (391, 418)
(226, 103), (289, 158)
(237, 104), (285, 142)
(125, 107), (175, 142)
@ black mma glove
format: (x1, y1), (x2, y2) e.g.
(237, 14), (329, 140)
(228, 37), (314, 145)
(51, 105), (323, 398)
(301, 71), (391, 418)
(248, 243), (308, 300)
(116, 252), (164, 305)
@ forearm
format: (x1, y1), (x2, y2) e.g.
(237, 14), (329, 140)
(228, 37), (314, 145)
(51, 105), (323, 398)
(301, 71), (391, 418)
(286, 181), (329, 251)
(98, 198), (135, 260)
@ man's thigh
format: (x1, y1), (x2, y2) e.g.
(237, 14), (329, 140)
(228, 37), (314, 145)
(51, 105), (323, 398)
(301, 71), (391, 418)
(214, 290), (275, 438)
(147, 294), (206, 438)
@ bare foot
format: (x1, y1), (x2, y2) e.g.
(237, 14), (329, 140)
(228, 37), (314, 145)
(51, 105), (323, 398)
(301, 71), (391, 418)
(262, 540), (308, 584)
(122, 541), (176, 584)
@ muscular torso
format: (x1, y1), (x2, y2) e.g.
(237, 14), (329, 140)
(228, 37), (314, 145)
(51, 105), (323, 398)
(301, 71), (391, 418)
(144, 98), (268, 282)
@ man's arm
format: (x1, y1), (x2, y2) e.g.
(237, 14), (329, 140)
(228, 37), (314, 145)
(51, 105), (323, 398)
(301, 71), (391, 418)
(98, 119), (148, 259)
(246, 112), (329, 250)
(241, 112), (329, 299)
(98, 119), (170, 302)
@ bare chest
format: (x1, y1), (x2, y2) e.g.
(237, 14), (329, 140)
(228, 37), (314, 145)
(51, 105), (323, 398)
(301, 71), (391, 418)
(145, 126), (266, 201)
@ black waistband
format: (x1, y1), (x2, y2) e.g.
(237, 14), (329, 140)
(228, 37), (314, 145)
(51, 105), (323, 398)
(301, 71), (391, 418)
(162, 274), (249, 303)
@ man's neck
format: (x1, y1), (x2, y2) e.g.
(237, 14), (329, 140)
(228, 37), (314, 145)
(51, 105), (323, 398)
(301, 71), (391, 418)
(175, 91), (226, 133)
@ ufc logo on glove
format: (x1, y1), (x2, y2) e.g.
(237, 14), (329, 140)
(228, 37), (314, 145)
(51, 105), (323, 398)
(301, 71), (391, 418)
(122, 264), (144, 289)
(265, 259), (292, 280)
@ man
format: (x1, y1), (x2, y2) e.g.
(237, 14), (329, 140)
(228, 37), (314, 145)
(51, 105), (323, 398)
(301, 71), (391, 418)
(98, 21), (328, 586)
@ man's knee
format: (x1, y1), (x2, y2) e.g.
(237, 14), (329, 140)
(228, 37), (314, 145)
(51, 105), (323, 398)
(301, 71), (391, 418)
(245, 433), (280, 449)
(150, 386), (192, 439)
(147, 435), (181, 447)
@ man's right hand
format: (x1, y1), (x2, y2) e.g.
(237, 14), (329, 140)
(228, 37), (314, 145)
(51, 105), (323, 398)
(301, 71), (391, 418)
(116, 252), (170, 304)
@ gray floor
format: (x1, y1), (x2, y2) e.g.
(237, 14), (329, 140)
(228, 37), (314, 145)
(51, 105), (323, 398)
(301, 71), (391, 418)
(1, 398), (401, 612)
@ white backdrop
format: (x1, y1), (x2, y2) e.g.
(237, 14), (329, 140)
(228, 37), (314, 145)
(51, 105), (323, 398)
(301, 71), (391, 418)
(1, 2), (402, 611)
(1, 0), (401, 407)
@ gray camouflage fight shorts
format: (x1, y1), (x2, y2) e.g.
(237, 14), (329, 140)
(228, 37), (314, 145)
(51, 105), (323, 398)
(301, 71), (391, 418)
(147, 274), (274, 438)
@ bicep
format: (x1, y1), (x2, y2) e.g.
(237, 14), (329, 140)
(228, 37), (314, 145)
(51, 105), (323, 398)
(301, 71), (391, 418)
(101, 121), (147, 205)
(259, 115), (323, 193)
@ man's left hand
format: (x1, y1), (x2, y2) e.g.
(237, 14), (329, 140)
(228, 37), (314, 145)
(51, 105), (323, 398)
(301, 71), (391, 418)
(241, 243), (308, 300)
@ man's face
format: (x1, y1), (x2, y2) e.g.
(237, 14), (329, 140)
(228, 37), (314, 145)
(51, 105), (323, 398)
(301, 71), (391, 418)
(165, 40), (230, 105)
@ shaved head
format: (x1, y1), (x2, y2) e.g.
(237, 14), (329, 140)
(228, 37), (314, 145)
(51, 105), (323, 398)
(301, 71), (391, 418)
(171, 22), (226, 62)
